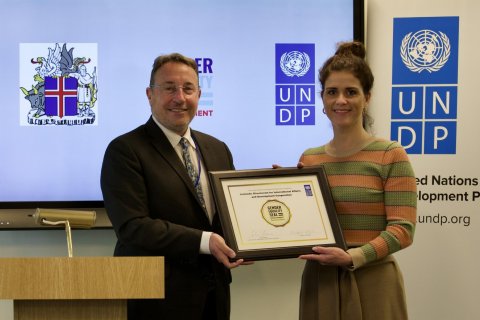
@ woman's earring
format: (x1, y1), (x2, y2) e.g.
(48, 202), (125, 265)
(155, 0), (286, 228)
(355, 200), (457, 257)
(322, 108), (326, 114)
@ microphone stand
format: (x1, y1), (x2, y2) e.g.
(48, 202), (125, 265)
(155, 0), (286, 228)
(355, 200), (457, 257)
(40, 219), (74, 257)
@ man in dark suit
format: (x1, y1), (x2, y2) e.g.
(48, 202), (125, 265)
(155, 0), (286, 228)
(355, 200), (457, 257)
(100, 53), (244, 320)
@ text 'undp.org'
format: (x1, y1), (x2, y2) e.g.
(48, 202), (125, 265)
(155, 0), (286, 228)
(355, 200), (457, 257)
(416, 174), (476, 227)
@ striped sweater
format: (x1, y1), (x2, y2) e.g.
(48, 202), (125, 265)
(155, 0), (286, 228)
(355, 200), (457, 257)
(300, 138), (417, 268)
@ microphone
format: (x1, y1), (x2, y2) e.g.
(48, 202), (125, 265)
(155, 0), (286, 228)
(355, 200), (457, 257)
(34, 208), (96, 228)
(33, 208), (97, 257)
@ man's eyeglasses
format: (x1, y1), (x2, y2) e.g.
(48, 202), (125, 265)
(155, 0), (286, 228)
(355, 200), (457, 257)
(150, 84), (199, 96)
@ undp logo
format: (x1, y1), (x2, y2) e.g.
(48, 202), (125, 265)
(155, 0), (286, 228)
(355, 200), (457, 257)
(275, 44), (315, 126)
(391, 17), (459, 154)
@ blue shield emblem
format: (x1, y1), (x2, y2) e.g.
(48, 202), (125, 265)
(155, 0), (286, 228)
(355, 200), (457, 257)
(45, 76), (78, 118)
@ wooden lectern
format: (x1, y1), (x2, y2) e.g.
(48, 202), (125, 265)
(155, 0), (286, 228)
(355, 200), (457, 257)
(0, 256), (164, 320)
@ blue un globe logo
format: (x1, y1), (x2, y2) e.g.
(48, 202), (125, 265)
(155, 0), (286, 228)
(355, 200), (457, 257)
(280, 51), (310, 77)
(401, 29), (450, 73)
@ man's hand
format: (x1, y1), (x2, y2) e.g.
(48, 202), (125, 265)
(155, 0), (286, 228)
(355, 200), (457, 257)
(209, 233), (244, 269)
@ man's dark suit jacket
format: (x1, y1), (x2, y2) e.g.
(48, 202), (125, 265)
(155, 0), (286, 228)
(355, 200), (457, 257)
(100, 116), (235, 320)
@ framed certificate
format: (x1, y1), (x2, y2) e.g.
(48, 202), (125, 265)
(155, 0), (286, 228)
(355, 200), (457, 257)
(209, 166), (346, 261)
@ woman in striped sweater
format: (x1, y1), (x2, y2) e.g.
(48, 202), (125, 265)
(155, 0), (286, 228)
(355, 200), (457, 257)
(298, 41), (417, 320)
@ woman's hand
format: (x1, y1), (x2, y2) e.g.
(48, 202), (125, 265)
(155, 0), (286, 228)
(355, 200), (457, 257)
(272, 162), (305, 169)
(299, 246), (353, 267)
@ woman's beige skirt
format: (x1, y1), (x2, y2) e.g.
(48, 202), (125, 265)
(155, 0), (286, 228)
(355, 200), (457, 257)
(299, 255), (408, 320)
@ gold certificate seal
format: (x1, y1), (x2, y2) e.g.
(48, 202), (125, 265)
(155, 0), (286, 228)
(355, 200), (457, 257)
(260, 199), (291, 227)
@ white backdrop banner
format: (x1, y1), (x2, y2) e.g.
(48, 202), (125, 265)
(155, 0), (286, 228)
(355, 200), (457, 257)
(368, 1), (479, 319)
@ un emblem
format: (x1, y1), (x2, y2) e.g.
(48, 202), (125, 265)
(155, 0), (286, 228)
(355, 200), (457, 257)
(401, 29), (450, 73)
(280, 51), (310, 77)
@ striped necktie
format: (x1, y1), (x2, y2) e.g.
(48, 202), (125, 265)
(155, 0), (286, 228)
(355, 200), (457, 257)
(179, 137), (206, 210)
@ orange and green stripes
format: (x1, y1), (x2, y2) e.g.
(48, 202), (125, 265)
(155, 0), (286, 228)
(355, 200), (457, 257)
(300, 139), (417, 264)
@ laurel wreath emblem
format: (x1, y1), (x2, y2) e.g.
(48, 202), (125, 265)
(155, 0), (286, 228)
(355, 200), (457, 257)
(280, 51), (310, 77)
(400, 30), (451, 73)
